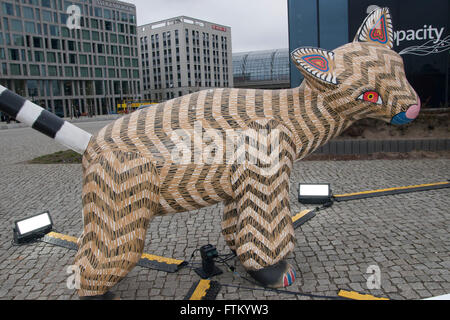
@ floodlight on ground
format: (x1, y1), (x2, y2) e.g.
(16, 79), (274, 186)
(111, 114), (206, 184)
(13, 211), (53, 244)
(298, 183), (332, 205)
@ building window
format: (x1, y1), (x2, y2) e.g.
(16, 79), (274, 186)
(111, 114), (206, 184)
(9, 49), (19, 61)
(52, 80), (60, 96)
(42, 0), (51, 9)
(80, 67), (89, 77)
(30, 65), (40, 76)
(2, 62), (7, 75)
(2, 2), (14, 16)
(83, 42), (91, 52)
(10, 63), (21, 75)
(35, 51), (44, 62)
(42, 10), (52, 22)
(12, 34), (24, 46)
(82, 30), (90, 40)
(104, 9), (111, 20)
(51, 39), (59, 49)
(61, 26), (70, 37)
(98, 56), (106, 66)
(105, 21), (112, 31)
(69, 54), (76, 64)
(49, 25), (59, 36)
(23, 7), (35, 20)
(47, 52), (56, 63)
(33, 36), (43, 48)
(48, 66), (57, 76)
(94, 7), (102, 18)
(11, 19), (22, 32)
(65, 66), (73, 77)
(25, 21), (36, 34)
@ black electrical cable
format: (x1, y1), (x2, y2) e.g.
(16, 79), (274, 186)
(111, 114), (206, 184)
(214, 256), (345, 300)
(11, 230), (49, 247)
(187, 248), (200, 265)
(186, 202), (347, 300)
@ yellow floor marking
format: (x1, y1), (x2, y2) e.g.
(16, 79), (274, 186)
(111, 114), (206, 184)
(292, 209), (314, 223)
(189, 280), (211, 300)
(47, 232), (184, 265)
(335, 182), (449, 198)
(338, 290), (389, 300)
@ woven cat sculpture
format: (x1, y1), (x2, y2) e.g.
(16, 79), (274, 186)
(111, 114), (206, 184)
(0, 7), (420, 298)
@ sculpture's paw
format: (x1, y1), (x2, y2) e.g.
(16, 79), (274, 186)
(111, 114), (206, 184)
(247, 260), (296, 288)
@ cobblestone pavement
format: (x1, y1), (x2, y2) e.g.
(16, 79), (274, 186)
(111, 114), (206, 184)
(0, 121), (449, 300)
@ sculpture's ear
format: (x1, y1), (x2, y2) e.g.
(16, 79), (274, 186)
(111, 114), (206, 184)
(354, 7), (394, 49)
(290, 47), (338, 86)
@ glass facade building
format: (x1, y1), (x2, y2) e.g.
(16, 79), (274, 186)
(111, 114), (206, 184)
(233, 49), (290, 89)
(288, 0), (449, 108)
(0, 0), (141, 118)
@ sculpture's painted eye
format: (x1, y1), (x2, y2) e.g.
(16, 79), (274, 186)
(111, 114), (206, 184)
(358, 91), (383, 105)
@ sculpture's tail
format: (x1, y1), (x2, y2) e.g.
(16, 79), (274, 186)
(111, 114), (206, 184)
(0, 85), (92, 154)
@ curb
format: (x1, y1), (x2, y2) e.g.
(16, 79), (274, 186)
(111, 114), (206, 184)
(313, 139), (450, 155)
(0, 115), (121, 130)
(1, 119), (449, 155)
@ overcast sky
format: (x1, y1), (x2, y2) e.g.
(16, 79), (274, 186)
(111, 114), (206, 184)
(127, 0), (289, 53)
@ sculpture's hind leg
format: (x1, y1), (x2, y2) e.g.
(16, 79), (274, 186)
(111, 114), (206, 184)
(74, 150), (160, 298)
(231, 119), (296, 287)
(231, 118), (297, 288)
(222, 200), (238, 252)
(232, 162), (297, 288)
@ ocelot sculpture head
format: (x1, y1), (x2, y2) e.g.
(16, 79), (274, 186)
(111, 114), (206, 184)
(291, 7), (420, 127)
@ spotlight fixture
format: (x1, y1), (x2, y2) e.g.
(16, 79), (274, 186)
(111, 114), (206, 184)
(195, 244), (223, 279)
(13, 211), (53, 244)
(298, 183), (332, 205)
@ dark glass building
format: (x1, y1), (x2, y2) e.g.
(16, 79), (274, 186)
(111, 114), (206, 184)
(288, 0), (449, 108)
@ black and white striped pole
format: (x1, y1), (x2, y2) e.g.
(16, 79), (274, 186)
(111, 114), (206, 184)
(0, 85), (92, 154)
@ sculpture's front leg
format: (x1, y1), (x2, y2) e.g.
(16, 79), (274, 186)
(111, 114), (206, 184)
(229, 119), (297, 288)
(222, 200), (238, 252)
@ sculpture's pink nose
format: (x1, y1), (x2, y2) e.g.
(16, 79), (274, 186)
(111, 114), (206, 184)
(406, 97), (421, 120)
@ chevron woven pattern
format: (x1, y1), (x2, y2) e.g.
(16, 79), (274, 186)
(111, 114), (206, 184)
(75, 150), (160, 296)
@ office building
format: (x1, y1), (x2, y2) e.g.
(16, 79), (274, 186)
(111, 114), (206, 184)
(233, 48), (290, 89)
(0, 0), (141, 117)
(138, 16), (233, 102)
(288, 0), (449, 108)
